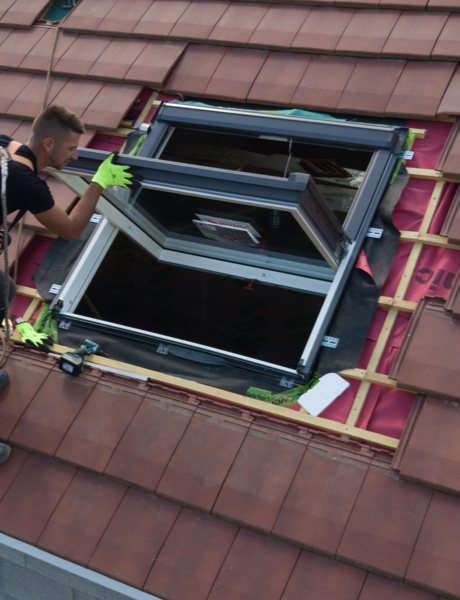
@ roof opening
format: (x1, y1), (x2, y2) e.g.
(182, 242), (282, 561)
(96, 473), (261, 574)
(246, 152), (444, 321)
(42, 0), (80, 22)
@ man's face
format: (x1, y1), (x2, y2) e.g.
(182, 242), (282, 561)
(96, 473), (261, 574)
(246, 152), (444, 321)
(48, 131), (80, 170)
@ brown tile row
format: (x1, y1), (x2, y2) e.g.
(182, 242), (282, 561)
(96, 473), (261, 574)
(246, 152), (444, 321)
(390, 295), (460, 401)
(0, 0), (50, 28)
(0, 348), (458, 597)
(0, 70), (142, 128)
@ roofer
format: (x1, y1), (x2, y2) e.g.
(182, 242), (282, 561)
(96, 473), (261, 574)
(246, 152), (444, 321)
(0, 104), (134, 464)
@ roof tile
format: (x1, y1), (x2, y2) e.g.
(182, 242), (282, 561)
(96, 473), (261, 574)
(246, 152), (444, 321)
(445, 269), (460, 314)
(0, 447), (29, 502)
(247, 51), (312, 106)
(390, 297), (460, 400)
(337, 58), (405, 115)
(105, 389), (198, 491)
(272, 444), (369, 554)
(406, 491), (460, 597)
(19, 30), (78, 73)
(441, 184), (460, 239)
(0, 28), (46, 69)
(53, 34), (113, 78)
(335, 9), (401, 56)
(385, 60), (456, 118)
(208, 528), (300, 600)
(0, 353), (51, 438)
(0, 27), (11, 45)
(38, 470), (127, 566)
(0, 454), (76, 544)
(380, 0), (427, 9)
(280, 550), (366, 600)
(359, 573), (437, 600)
(164, 43), (226, 96)
(213, 419), (310, 533)
(55, 379), (145, 472)
(88, 37), (148, 81)
(381, 11), (449, 59)
(249, 5), (310, 50)
(428, 0), (460, 8)
(50, 78), (104, 118)
(61, 0), (119, 32)
(203, 47), (268, 101)
(337, 465), (432, 578)
(0, 0), (51, 27)
(208, 2), (269, 45)
(96, 0), (153, 35)
(10, 119), (31, 141)
(0, 116), (21, 136)
(170, 0), (229, 41)
(5, 74), (68, 119)
(9, 369), (98, 456)
(291, 7), (355, 53)
(132, 0), (191, 37)
(144, 507), (238, 600)
(0, 1), (15, 22)
(156, 404), (252, 511)
(291, 55), (357, 111)
(432, 14), (460, 62)
(397, 396), (460, 494)
(89, 488), (180, 588)
(437, 64), (460, 117)
(81, 82), (142, 129)
(124, 40), (187, 86)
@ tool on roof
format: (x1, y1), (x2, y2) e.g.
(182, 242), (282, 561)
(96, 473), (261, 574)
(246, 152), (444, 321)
(15, 318), (54, 353)
(59, 338), (103, 377)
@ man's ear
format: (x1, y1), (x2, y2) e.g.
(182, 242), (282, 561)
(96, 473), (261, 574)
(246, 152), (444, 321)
(43, 137), (55, 152)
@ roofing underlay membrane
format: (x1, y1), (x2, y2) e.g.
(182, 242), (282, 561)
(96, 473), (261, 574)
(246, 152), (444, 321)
(9, 114), (459, 443)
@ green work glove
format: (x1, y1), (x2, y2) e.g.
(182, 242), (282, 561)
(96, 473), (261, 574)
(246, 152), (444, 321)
(91, 152), (133, 190)
(15, 320), (53, 353)
(33, 303), (59, 345)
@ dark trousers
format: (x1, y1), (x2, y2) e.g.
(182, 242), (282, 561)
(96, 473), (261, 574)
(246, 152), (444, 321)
(0, 269), (15, 322)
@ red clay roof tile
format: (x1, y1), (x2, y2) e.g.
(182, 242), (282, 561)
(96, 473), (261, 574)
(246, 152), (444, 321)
(406, 491), (460, 596)
(87, 37), (148, 81)
(170, 0), (230, 41)
(272, 444), (370, 554)
(445, 269), (460, 315)
(105, 390), (198, 490)
(144, 507), (238, 600)
(50, 78), (104, 117)
(437, 64), (460, 117)
(0, 27), (46, 69)
(208, 528), (300, 600)
(89, 488), (180, 588)
(382, 11), (449, 59)
(0, 27), (11, 45)
(0, 447), (28, 501)
(0, 453), (76, 544)
(61, 0), (119, 32)
(203, 46), (268, 101)
(428, 0), (460, 8)
(385, 60), (456, 118)
(38, 470), (127, 565)
(132, 0), (191, 37)
(9, 369), (98, 456)
(0, 116), (21, 136)
(156, 404), (252, 511)
(164, 43), (226, 95)
(55, 379), (146, 472)
(10, 119), (31, 141)
(247, 52), (311, 106)
(208, 2), (269, 45)
(432, 14), (460, 60)
(380, 0), (427, 9)
(397, 395), (460, 494)
(81, 81), (142, 128)
(213, 419), (310, 532)
(390, 297), (460, 400)
(281, 550), (366, 600)
(335, 9), (401, 56)
(291, 7), (355, 53)
(442, 185), (460, 240)
(20, 30), (78, 73)
(0, 0), (51, 27)
(337, 465), (432, 578)
(337, 58), (405, 115)
(0, 0), (15, 22)
(96, 0), (153, 35)
(249, 5), (310, 50)
(5, 74), (68, 118)
(124, 40), (187, 86)
(291, 55), (357, 111)
(53, 34), (113, 78)
(360, 573), (437, 600)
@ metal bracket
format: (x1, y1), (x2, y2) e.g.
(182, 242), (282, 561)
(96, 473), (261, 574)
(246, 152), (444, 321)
(58, 320), (72, 330)
(400, 150), (414, 160)
(49, 284), (62, 295)
(322, 336), (339, 349)
(279, 376), (295, 388)
(90, 213), (102, 224)
(156, 343), (169, 355)
(367, 227), (383, 239)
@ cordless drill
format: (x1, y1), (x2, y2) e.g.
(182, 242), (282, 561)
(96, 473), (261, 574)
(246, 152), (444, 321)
(59, 339), (101, 377)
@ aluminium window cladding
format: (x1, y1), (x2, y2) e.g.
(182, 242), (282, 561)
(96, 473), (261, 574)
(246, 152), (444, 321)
(51, 104), (406, 378)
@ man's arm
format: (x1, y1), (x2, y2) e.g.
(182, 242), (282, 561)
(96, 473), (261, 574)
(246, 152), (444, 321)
(34, 182), (103, 241)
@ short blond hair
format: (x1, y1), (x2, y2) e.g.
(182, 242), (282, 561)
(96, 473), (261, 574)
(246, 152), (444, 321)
(31, 105), (85, 144)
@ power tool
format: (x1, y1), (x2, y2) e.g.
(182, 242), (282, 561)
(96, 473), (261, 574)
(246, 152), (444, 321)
(59, 339), (102, 377)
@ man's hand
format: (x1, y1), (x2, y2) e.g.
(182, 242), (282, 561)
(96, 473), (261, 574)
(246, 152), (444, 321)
(91, 152), (133, 190)
(16, 320), (54, 353)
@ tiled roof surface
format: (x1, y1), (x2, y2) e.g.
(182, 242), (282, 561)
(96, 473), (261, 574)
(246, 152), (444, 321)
(0, 346), (459, 599)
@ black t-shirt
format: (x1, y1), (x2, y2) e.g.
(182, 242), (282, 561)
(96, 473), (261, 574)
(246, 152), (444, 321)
(0, 134), (55, 220)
